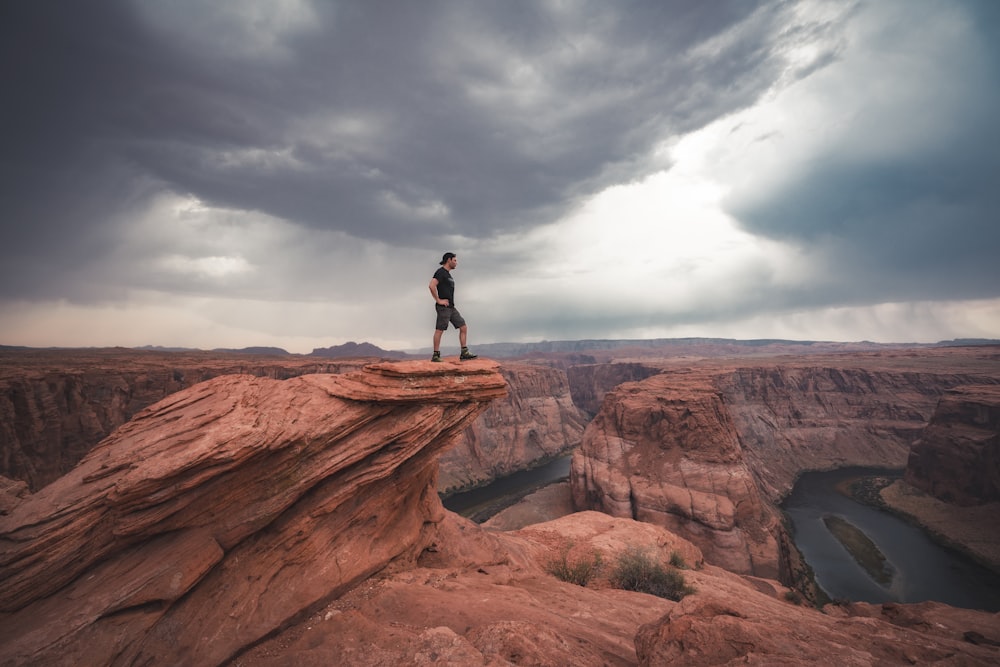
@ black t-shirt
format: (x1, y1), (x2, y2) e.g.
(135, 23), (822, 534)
(433, 266), (455, 306)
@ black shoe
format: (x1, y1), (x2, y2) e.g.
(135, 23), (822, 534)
(431, 351), (442, 362)
(459, 349), (478, 360)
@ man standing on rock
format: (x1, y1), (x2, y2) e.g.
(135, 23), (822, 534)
(429, 252), (478, 362)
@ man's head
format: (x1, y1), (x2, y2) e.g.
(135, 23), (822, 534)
(440, 252), (457, 269)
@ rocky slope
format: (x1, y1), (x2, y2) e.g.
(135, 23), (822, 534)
(438, 363), (590, 494)
(3, 360), (999, 665)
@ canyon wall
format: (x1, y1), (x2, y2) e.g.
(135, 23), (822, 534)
(0, 350), (585, 496)
(571, 350), (1000, 580)
(904, 384), (1000, 506)
(438, 362), (590, 494)
(4, 358), (998, 666)
(571, 375), (783, 577)
(0, 349), (359, 491)
(565, 361), (664, 415)
(719, 365), (993, 501)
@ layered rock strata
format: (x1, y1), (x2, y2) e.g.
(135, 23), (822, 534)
(720, 365), (990, 500)
(571, 351), (1000, 580)
(571, 375), (782, 577)
(0, 348), (362, 491)
(2, 357), (998, 666)
(0, 350), (587, 498)
(438, 363), (590, 494)
(565, 362), (664, 415)
(0, 360), (505, 666)
(904, 384), (1000, 506)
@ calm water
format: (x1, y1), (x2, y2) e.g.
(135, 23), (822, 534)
(783, 467), (1000, 611)
(441, 455), (572, 522)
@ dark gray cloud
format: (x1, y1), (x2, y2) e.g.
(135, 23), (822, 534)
(726, 0), (1000, 304)
(3, 0), (996, 351)
(1, 0), (815, 301)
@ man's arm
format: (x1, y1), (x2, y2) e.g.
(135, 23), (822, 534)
(429, 278), (447, 305)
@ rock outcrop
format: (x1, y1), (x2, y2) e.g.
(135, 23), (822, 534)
(571, 375), (783, 577)
(0, 349), (362, 491)
(0, 350), (587, 498)
(571, 350), (1000, 579)
(438, 363), (590, 494)
(904, 384), (1000, 506)
(0, 360), (505, 666)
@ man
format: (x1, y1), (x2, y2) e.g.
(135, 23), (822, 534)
(428, 252), (478, 362)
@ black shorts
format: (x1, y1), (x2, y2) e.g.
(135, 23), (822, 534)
(435, 305), (467, 331)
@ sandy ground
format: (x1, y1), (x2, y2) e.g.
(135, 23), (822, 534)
(880, 480), (1000, 574)
(482, 481), (575, 531)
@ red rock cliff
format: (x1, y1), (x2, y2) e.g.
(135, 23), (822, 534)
(0, 360), (505, 666)
(438, 363), (590, 494)
(572, 350), (1000, 579)
(0, 349), (361, 491)
(571, 374), (783, 577)
(0, 350), (586, 498)
(905, 384), (1000, 506)
(4, 357), (999, 666)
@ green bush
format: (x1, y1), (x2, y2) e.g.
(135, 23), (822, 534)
(610, 546), (694, 601)
(546, 546), (602, 587)
(669, 550), (687, 569)
(783, 589), (806, 605)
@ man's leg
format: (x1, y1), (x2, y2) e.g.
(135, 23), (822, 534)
(432, 329), (444, 361)
(459, 325), (477, 360)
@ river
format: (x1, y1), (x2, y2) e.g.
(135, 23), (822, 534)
(441, 455), (572, 523)
(783, 466), (1000, 611)
(444, 461), (1000, 611)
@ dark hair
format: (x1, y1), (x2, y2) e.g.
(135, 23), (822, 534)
(440, 252), (456, 265)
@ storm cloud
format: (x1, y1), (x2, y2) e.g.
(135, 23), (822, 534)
(1, 0), (998, 351)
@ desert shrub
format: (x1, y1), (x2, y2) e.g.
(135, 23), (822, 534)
(610, 546), (694, 601)
(669, 550), (687, 569)
(546, 545), (602, 587)
(783, 589), (805, 605)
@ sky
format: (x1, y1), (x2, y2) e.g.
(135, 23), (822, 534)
(2, 0), (999, 354)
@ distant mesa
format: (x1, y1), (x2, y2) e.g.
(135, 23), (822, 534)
(211, 346), (291, 355)
(310, 341), (408, 359)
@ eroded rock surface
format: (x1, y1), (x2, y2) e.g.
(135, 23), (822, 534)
(571, 350), (1000, 579)
(0, 360), (505, 666)
(0, 350), (588, 499)
(571, 375), (782, 577)
(0, 348), (363, 491)
(233, 511), (1000, 667)
(905, 384), (1000, 506)
(438, 363), (590, 494)
(3, 355), (999, 666)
